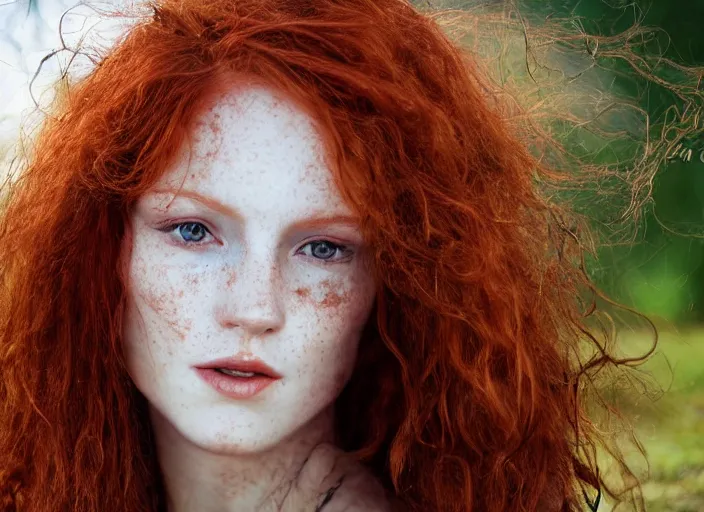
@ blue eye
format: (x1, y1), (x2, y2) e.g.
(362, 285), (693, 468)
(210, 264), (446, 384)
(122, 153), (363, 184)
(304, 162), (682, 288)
(158, 221), (212, 245)
(178, 222), (208, 242)
(300, 241), (352, 262)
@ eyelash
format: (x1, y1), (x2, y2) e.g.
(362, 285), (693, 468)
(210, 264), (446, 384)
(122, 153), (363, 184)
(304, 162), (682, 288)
(157, 221), (354, 264)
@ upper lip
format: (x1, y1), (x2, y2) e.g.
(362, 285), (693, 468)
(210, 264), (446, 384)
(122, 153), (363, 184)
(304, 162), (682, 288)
(196, 356), (282, 378)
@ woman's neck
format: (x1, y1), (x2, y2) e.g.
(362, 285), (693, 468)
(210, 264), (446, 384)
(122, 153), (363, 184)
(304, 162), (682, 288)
(149, 405), (337, 512)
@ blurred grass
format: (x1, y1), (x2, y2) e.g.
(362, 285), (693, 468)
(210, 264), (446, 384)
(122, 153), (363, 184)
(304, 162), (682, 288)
(602, 327), (704, 511)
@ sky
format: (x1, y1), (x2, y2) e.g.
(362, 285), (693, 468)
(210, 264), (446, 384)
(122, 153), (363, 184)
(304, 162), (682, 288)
(0, 0), (134, 142)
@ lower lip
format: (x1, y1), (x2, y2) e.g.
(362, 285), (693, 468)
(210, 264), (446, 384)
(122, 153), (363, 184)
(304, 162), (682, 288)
(195, 368), (278, 399)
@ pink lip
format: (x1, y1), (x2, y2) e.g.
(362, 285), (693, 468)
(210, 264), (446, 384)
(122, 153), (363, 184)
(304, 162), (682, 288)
(194, 355), (282, 400)
(195, 368), (278, 399)
(196, 356), (282, 378)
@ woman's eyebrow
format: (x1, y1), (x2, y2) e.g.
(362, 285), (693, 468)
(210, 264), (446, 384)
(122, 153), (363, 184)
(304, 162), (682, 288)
(150, 188), (244, 222)
(147, 188), (360, 231)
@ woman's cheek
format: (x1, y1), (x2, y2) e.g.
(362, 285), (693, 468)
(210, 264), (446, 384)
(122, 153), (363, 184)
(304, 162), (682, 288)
(130, 254), (195, 343)
(298, 275), (375, 330)
(303, 277), (375, 387)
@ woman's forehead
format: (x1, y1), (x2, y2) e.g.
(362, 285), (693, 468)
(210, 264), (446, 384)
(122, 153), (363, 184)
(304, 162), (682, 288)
(143, 84), (354, 221)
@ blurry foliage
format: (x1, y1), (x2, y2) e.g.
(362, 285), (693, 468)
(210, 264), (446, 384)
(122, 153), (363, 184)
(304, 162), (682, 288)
(413, 0), (704, 327)
(600, 328), (704, 511)
(554, 0), (704, 327)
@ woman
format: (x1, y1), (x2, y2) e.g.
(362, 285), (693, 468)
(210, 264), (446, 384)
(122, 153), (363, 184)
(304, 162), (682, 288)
(0, 0), (657, 510)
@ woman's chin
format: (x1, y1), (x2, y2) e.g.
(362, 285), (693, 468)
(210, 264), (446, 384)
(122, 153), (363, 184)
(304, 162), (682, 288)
(182, 423), (287, 456)
(147, 406), (286, 456)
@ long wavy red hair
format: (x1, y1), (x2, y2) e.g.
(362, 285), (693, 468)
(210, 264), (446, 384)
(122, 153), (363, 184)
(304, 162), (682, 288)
(0, 0), (655, 511)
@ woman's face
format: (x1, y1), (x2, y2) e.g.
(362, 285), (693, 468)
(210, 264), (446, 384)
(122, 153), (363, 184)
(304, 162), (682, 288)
(122, 84), (376, 454)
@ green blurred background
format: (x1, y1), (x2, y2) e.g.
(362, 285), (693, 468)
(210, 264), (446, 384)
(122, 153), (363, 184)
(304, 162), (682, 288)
(538, 0), (704, 327)
(522, 1), (704, 510)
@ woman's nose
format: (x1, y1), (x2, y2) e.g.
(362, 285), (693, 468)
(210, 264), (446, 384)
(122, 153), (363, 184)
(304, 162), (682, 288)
(214, 253), (285, 337)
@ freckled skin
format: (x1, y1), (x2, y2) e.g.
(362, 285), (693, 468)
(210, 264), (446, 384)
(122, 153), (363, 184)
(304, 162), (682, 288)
(319, 278), (351, 309)
(121, 83), (377, 511)
(225, 267), (237, 288)
(294, 287), (311, 299)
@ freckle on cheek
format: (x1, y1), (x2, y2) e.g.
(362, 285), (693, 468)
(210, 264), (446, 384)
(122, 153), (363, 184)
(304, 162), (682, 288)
(294, 287), (311, 298)
(319, 279), (351, 309)
(137, 261), (192, 342)
(320, 290), (349, 308)
(180, 318), (193, 339)
(226, 269), (237, 287)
